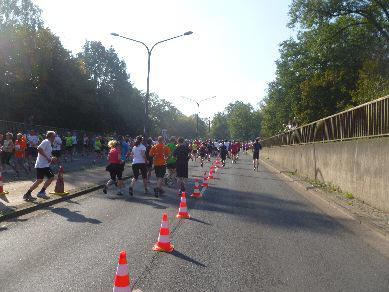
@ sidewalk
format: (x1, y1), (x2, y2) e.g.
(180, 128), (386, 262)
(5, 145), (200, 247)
(0, 163), (133, 217)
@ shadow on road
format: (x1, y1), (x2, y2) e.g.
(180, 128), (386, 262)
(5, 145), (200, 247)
(50, 207), (102, 224)
(192, 186), (345, 235)
(188, 217), (212, 225)
(169, 249), (207, 267)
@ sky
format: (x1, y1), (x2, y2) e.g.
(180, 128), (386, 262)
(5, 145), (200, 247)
(34, 0), (295, 119)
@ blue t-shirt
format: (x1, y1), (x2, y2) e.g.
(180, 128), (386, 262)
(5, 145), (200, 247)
(120, 141), (129, 161)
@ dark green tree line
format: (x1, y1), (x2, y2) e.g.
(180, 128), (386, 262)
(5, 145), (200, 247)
(261, 0), (389, 137)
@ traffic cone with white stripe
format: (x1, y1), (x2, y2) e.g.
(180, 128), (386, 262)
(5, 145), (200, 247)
(113, 251), (131, 292)
(176, 192), (190, 219)
(202, 177), (209, 188)
(191, 179), (202, 198)
(153, 213), (174, 252)
(0, 172), (8, 195)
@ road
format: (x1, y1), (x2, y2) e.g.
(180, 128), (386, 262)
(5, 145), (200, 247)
(1, 155), (389, 291)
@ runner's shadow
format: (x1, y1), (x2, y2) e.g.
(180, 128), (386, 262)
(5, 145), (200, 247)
(126, 196), (167, 210)
(50, 207), (102, 224)
(188, 217), (212, 225)
(170, 250), (207, 267)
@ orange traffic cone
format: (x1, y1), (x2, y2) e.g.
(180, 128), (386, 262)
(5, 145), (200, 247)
(49, 166), (69, 196)
(153, 213), (174, 252)
(202, 177), (209, 188)
(113, 250), (131, 292)
(191, 179), (202, 198)
(176, 192), (190, 219)
(0, 172), (8, 195)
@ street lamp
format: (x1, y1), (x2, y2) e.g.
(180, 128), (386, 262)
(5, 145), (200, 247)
(111, 31), (193, 136)
(181, 96), (216, 138)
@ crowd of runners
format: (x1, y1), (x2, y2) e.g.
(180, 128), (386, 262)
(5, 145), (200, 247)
(0, 129), (262, 202)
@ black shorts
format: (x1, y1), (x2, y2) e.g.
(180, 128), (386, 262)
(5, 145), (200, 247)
(66, 146), (73, 152)
(192, 150), (197, 154)
(106, 163), (123, 180)
(36, 167), (54, 179)
(253, 152), (259, 160)
(146, 158), (153, 169)
(27, 147), (38, 157)
(154, 165), (166, 178)
(52, 150), (62, 157)
(167, 162), (176, 170)
(176, 163), (188, 178)
(132, 163), (147, 180)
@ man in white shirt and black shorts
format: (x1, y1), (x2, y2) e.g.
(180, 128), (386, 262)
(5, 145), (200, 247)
(23, 131), (57, 201)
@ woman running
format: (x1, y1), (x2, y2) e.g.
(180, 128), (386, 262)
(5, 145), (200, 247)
(129, 135), (149, 196)
(103, 140), (124, 195)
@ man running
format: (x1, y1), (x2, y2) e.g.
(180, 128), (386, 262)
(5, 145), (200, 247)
(219, 141), (228, 167)
(166, 137), (177, 186)
(252, 138), (262, 171)
(23, 131), (57, 201)
(174, 137), (191, 194)
(199, 142), (207, 167)
(149, 136), (170, 197)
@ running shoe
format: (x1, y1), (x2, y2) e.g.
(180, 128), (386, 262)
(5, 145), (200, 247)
(23, 193), (36, 201)
(116, 192), (123, 196)
(103, 186), (107, 194)
(129, 187), (134, 196)
(37, 191), (49, 199)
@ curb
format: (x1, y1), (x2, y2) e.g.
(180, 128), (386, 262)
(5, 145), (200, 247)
(0, 175), (132, 222)
(260, 158), (389, 240)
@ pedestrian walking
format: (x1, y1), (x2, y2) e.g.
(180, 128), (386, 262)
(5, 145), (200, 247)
(23, 131), (57, 201)
(173, 137), (191, 194)
(129, 135), (149, 196)
(103, 140), (124, 195)
(149, 136), (170, 197)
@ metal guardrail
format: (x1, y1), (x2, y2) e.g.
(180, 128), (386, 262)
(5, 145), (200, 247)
(262, 95), (389, 147)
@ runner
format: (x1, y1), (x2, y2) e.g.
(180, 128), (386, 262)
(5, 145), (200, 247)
(71, 132), (78, 157)
(199, 142), (207, 167)
(149, 136), (170, 197)
(26, 129), (39, 170)
(83, 134), (89, 157)
(52, 133), (62, 161)
(64, 132), (73, 162)
(173, 137), (191, 194)
(129, 135), (149, 196)
(103, 140), (124, 195)
(219, 140), (228, 167)
(252, 138), (262, 171)
(23, 131), (57, 201)
(191, 140), (198, 161)
(1, 132), (17, 174)
(145, 137), (154, 183)
(14, 133), (29, 175)
(94, 136), (103, 162)
(230, 140), (239, 164)
(166, 137), (177, 187)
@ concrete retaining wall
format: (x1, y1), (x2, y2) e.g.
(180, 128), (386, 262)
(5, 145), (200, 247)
(262, 137), (389, 212)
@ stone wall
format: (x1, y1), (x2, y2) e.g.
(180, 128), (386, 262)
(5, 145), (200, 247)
(262, 137), (389, 212)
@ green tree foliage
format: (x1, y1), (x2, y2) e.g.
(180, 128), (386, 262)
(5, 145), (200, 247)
(261, 0), (389, 137)
(210, 101), (261, 141)
(0, 0), (203, 137)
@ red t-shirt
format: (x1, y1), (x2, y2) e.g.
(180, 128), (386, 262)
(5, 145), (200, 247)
(108, 148), (121, 164)
(231, 143), (239, 154)
(15, 138), (27, 158)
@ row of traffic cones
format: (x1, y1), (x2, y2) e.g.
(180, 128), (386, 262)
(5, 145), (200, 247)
(113, 158), (223, 291)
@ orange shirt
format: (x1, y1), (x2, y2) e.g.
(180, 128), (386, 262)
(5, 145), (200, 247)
(149, 143), (170, 166)
(15, 138), (27, 158)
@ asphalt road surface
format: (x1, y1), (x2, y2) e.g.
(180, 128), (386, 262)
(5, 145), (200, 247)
(1, 155), (389, 291)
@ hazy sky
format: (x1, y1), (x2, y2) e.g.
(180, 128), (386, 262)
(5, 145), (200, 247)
(34, 0), (295, 119)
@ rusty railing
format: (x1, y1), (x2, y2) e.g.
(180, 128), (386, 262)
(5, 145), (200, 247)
(261, 95), (389, 147)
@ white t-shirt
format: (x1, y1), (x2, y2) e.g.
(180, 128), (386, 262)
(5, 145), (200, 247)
(132, 144), (146, 164)
(35, 139), (52, 168)
(27, 134), (39, 148)
(53, 136), (62, 151)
